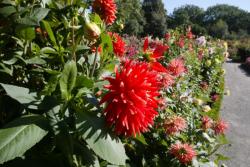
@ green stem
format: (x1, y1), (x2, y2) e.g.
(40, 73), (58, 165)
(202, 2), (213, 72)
(90, 46), (98, 78)
(72, 17), (76, 61)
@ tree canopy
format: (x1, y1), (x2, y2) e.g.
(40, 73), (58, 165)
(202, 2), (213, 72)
(142, 0), (167, 37)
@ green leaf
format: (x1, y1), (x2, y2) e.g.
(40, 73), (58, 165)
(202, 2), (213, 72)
(2, 57), (19, 65)
(202, 132), (215, 143)
(0, 6), (16, 17)
(0, 63), (13, 76)
(59, 60), (77, 100)
(16, 26), (35, 41)
(40, 47), (57, 54)
(135, 135), (148, 145)
(217, 134), (229, 145)
(101, 33), (113, 53)
(42, 75), (60, 96)
(76, 112), (128, 166)
(215, 154), (230, 164)
(26, 57), (46, 65)
(94, 80), (109, 89)
(16, 17), (37, 26)
(30, 8), (50, 23)
(75, 76), (94, 89)
(0, 115), (48, 164)
(1, 0), (16, 5)
(41, 20), (57, 46)
(0, 83), (38, 104)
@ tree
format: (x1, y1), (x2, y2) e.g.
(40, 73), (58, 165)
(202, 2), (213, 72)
(142, 0), (167, 37)
(171, 5), (205, 27)
(209, 19), (229, 38)
(116, 0), (145, 36)
(204, 4), (249, 33)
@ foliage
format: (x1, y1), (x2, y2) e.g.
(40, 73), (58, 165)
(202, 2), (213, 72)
(116, 0), (145, 36)
(209, 19), (229, 39)
(169, 4), (250, 39)
(142, 0), (167, 37)
(170, 5), (205, 29)
(227, 38), (250, 62)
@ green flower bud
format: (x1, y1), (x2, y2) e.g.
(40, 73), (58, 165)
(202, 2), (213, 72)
(84, 22), (101, 41)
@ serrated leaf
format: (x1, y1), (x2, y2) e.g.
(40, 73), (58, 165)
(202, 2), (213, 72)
(0, 115), (48, 164)
(76, 112), (128, 166)
(59, 60), (77, 100)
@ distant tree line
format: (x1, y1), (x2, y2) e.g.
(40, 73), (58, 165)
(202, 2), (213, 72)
(117, 0), (250, 39)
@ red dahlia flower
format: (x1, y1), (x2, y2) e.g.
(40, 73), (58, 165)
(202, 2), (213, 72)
(167, 58), (186, 77)
(100, 60), (160, 136)
(142, 38), (173, 88)
(92, 0), (117, 25)
(110, 33), (126, 57)
(213, 119), (228, 135)
(186, 30), (193, 39)
(164, 116), (187, 135)
(170, 143), (196, 165)
(143, 37), (169, 61)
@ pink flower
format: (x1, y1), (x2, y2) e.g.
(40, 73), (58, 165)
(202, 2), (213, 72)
(165, 33), (171, 41)
(213, 119), (229, 135)
(177, 37), (185, 48)
(164, 116), (187, 135)
(170, 143), (196, 165)
(198, 49), (204, 60)
(202, 116), (213, 130)
(211, 93), (219, 102)
(100, 60), (160, 136)
(167, 58), (186, 77)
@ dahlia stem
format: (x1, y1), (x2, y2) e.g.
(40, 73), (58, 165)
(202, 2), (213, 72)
(90, 46), (98, 78)
(72, 17), (76, 61)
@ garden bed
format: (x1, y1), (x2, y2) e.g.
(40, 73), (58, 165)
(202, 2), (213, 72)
(0, 1), (228, 167)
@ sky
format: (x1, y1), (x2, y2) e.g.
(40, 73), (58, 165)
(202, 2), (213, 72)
(163, 0), (250, 14)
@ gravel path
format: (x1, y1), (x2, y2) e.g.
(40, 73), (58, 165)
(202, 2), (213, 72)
(220, 62), (250, 167)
